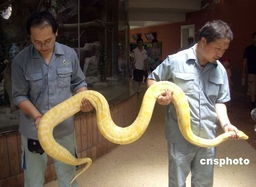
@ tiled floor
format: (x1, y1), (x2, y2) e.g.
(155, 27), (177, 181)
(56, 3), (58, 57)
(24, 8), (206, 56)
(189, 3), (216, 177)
(45, 89), (256, 187)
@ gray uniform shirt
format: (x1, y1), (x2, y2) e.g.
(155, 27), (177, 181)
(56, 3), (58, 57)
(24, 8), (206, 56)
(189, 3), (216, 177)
(12, 42), (87, 139)
(148, 44), (230, 143)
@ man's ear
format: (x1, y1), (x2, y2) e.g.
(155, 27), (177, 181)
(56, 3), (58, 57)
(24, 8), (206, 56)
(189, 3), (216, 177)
(201, 37), (207, 47)
(55, 30), (58, 37)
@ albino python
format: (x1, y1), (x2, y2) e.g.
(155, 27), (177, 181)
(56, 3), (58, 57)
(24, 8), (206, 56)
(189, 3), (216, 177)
(38, 81), (248, 184)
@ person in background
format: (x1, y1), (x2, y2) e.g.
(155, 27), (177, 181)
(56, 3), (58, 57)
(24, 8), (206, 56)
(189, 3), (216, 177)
(242, 32), (256, 109)
(147, 39), (161, 72)
(147, 20), (239, 187)
(131, 38), (148, 92)
(187, 36), (195, 48)
(12, 11), (93, 187)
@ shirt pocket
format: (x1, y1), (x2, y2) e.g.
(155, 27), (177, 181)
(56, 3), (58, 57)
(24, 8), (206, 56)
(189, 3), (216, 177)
(206, 76), (223, 102)
(25, 72), (43, 96)
(172, 72), (195, 94)
(57, 68), (72, 88)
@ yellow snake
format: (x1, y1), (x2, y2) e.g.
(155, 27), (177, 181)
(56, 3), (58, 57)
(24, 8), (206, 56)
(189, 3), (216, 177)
(38, 81), (248, 184)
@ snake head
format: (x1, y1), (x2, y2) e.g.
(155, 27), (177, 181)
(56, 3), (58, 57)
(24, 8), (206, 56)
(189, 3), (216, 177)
(237, 130), (249, 140)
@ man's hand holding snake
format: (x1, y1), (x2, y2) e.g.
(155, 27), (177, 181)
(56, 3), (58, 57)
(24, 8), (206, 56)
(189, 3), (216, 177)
(223, 123), (239, 139)
(157, 90), (172, 105)
(81, 98), (94, 112)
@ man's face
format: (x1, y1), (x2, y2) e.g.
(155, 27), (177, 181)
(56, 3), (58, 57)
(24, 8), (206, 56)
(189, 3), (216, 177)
(30, 25), (57, 55)
(201, 37), (230, 63)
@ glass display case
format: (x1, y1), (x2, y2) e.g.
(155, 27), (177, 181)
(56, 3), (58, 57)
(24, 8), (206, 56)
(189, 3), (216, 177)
(0, 0), (130, 132)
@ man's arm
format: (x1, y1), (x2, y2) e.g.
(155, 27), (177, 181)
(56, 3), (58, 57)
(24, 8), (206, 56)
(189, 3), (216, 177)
(11, 56), (42, 127)
(242, 47), (248, 86)
(18, 100), (42, 121)
(215, 103), (238, 138)
(75, 86), (94, 112)
(215, 103), (231, 128)
(16, 100), (42, 128)
(75, 86), (87, 93)
(242, 58), (247, 86)
(147, 79), (156, 87)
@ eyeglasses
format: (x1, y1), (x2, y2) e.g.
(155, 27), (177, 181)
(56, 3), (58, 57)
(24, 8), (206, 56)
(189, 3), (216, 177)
(32, 38), (54, 48)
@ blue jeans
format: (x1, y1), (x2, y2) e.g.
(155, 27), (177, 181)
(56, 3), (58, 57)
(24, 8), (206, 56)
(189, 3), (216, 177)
(21, 133), (78, 187)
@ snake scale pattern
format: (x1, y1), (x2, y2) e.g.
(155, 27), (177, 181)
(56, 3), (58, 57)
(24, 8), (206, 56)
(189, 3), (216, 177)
(38, 81), (248, 184)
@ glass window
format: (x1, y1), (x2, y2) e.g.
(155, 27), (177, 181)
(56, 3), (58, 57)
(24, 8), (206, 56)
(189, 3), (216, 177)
(0, 0), (130, 132)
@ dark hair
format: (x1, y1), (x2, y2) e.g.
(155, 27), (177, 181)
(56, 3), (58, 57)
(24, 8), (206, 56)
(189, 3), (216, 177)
(136, 38), (143, 44)
(199, 20), (233, 43)
(26, 10), (58, 35)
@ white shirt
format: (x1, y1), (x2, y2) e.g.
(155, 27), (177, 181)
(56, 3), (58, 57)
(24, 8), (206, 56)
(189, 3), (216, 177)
(133, 47), (147, 70)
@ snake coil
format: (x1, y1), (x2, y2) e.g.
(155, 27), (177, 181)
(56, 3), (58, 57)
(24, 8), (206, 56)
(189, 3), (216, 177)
(38, 81), (248, 184)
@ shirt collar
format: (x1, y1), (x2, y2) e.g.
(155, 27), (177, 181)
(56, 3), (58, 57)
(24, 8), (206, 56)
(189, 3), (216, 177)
(187, 44), (197, 61)
(54, 42), (65, 55)
(186, 43), (218, 67)
(185, 44), (197, 65)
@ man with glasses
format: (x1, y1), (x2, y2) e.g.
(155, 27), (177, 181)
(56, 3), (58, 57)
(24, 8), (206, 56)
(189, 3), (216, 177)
(12, 11), (93, 187)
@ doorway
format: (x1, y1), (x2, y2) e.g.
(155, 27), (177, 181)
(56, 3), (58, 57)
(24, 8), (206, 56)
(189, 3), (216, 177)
(180, 24), (195, 49)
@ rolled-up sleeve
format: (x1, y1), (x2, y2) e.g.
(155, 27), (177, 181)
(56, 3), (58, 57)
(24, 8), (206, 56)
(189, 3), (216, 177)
(11, 58), (29, 106)
(216, 69), (230, 103)
(148, 55), (173, 81)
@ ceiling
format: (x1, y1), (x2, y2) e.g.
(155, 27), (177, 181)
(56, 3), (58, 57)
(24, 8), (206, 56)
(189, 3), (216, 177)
(128, 0), (202, 29)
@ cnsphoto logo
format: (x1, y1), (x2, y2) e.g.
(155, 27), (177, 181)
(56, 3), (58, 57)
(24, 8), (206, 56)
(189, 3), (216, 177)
(200, 157), (250, 167)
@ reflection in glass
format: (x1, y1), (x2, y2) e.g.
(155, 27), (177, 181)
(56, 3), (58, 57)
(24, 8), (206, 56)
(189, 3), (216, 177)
(1, 4), (12, 20)
(0, 0), (130, 131)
